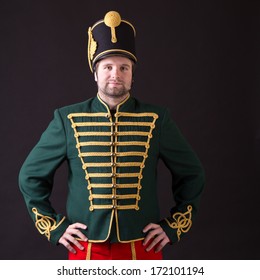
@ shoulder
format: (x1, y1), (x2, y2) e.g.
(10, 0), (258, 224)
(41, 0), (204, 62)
(56, 98), (95, 116)
(133, 97), (169, 116)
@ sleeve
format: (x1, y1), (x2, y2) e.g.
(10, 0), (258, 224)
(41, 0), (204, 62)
(18, 109), (71, 244)
(158, 108), (206, 244)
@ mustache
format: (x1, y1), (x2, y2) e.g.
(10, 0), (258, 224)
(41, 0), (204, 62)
(108, 79), (123, 83)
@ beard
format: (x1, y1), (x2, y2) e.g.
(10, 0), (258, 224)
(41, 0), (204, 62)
(98, 81), (131, 99)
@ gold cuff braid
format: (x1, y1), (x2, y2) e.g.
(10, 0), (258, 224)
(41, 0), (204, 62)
(32, 208), (66, 241)
(165, 205), (193, 241)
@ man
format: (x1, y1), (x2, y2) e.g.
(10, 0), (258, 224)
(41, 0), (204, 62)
(19, 11), (205, 260)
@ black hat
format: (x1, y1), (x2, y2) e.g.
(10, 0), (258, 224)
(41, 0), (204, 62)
(88, 11), (137, 72)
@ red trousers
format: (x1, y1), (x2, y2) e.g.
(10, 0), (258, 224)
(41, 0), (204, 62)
(68, 240), (163, 260)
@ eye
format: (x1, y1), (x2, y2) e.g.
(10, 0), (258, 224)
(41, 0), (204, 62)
(103, 65), (112, 70)
(121, 66), (129, 71)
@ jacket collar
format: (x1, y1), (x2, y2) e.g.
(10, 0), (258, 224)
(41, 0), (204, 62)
(93, 93), (135, 113)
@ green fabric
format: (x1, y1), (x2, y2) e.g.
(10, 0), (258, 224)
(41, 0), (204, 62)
(19, 95), (205, 245)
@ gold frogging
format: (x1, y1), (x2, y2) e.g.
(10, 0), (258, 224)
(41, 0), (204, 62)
(68, 111), (158, 212)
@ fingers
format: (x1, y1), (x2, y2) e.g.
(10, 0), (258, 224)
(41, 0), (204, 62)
(66, 223), (88, 241)
(59, 237), (79, 254)
(142, 223), (161, 246)
(58, 222), (88, 254)
(143, 223), (170, 253)
(146, 232), (169, 253)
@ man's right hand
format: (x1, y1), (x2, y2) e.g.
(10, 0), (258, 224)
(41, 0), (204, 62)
(58, 222), (88, 254)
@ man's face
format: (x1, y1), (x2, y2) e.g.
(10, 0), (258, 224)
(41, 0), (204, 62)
(95, 56), (133, 99)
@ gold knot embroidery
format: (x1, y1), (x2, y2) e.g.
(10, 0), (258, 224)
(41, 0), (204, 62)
(32, 208), (65, 241)
(166, 205), (193, 241)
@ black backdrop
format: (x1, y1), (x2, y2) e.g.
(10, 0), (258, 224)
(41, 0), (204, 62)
(1, 0), (259, 260)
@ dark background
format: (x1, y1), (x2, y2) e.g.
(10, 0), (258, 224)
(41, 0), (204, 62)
(1, 0), (259, 260)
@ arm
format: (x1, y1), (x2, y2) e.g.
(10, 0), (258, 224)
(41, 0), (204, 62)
(158, 108), (205, 244)
(18, 109), (71, 244)
(143, 108), (205, 251)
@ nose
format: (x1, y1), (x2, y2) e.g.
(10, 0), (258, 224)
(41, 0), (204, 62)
(111, 67), (120, 79)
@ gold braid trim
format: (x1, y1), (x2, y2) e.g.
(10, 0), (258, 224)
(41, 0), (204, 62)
(78, 142), (112, 147)
(75, 131), (151, 137)
(165, 205), (193, 241)
(77, 132), (112, 137)
(80, 152), (148, 157)
(79, 152), (112, 157)
(32, 208), (66, 241)
(68, 111), (158, 212)
(116, 112), (157, 117)
(68, 113), (110, 118)
(83, 162), (141, 168)
(131, 242), (137, 260)
(86, 242), (92, 260)
(90, 194), (140, 200)
(89, 204), (138, 211)
(88, 183), (140, 189)
(117, 131), (150, 136)
(85, 172), (141, 179)
(72, 122), (112, 127)
(78, 141), (147, 147)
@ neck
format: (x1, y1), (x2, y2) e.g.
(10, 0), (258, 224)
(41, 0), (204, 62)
(97, 92), (130, 110)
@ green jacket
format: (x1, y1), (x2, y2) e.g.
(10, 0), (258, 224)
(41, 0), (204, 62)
(19, 94), (205, 245)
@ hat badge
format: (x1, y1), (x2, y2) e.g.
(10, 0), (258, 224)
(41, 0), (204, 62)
(104, 11), (121, 43)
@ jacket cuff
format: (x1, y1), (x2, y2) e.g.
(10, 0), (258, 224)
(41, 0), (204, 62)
(159, 205), (193, 244)
(32, 207), (71, 245)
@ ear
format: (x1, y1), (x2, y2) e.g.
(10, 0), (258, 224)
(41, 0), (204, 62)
(94, 72), (97, 82)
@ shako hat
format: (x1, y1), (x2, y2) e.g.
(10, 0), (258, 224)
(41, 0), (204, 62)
(88, 11), (137, 72)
